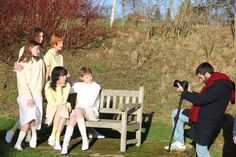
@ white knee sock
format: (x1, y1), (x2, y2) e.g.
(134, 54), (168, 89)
(62, 126), (74, 147)
(77, 120), (87, 140)
(31, 126), (37, 137)
(15, 131), (26, 146)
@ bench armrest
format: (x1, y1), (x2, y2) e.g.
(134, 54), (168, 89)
(118, 103), (141, 112)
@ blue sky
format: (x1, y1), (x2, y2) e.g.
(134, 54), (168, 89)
(103, 0), (183, 18)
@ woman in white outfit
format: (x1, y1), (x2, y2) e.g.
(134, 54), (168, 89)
(14, 40), (45, 150)
(5, 27), (44, 144)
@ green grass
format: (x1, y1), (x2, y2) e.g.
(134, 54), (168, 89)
(0, 147), (60, 157)
(0, 117), (197, 157)
(0, 110), (228, 157)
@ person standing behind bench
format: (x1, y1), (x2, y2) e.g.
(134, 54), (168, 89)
(61, 67), (103, 154)
(44, 33), (64, 82)
(14, 40), (45, 150)
(6, 27), (44, 144)
(44, 32), (73, 85)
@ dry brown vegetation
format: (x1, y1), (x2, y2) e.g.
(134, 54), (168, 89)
(1, 24), (236, 120)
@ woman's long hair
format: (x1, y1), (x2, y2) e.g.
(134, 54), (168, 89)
(28, 27), (44, 45)
(18, 40), (41, 63)
(50, 66), (68, 91)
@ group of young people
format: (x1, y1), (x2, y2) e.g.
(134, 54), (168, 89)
(5, 27), (236, 157)
(5, 27), (104, 155)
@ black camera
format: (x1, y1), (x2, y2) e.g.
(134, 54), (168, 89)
(173, 80), (189, 90)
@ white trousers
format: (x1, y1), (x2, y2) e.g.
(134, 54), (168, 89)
(71, 106), (99, 122)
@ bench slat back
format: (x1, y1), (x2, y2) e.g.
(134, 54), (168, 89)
(99, 87), (144, 113)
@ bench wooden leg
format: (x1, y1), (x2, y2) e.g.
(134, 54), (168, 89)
(120, 112), (128, 152)
(136, 110), (142, 146)
(135, 127), (141, 146)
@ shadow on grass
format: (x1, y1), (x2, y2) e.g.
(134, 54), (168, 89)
(0, 111), (154, 155)
(204, 113), (236, 157)
(0, 129), (13, 156)
(37, 124), (53, 145)
(67, 112), (154, 152)
(0, 124), (52, 145)
(221, 113), (236, 157)
(0, 118), (18, 156)
(141, 112), (154, 143)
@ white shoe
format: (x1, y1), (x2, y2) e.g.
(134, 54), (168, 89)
(29, 135), (37, 148)
(88, 129), (105, 139)
(164, 141), (186, 151)
(82, 139), (89, 150)
(5, 130), (14, 143)
(61, 146), (68, 155)
(25, 133), (31, 143)
(14, 144), (23, 151)
(54, 140), (62, 150)
(48, 135), (55, 147)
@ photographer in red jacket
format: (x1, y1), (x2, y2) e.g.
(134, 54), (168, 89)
(165, 62), (235, 157)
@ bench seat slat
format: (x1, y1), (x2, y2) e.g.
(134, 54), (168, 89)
(85, 119), (121, 128)
(85, 120), (140, 131)
(99, 108), (121, 114)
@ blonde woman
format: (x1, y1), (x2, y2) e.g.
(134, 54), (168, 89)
(14, 40), (45, 150)
(6, 27), (44, 144)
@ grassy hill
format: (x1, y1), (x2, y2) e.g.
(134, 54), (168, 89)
(1, 25), (236, 156)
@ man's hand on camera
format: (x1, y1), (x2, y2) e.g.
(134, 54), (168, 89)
(177, 83), (192, 92)
(187, 84), (191, 92)
(177, 83), (184, 92)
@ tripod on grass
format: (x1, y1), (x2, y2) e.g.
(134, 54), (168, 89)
(167, 97), (183, 152)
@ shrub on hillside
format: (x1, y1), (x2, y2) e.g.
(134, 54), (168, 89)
(0, 0), (111, 65)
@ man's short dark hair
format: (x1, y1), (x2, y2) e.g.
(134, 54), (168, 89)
(195, 62), (214, 75)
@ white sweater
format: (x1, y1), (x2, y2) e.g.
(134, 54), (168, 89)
(71, 82), (101, 110)
(16, 58), (45, 100)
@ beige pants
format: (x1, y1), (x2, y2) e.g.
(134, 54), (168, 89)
(70, 106), (99, 122)
(46, 103), (70, 126)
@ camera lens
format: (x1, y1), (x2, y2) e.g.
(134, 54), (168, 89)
(173, 80), (189, 90)
(173, 80), (181, 87)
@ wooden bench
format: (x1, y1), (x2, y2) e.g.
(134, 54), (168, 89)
(85, 86), (144, 152)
